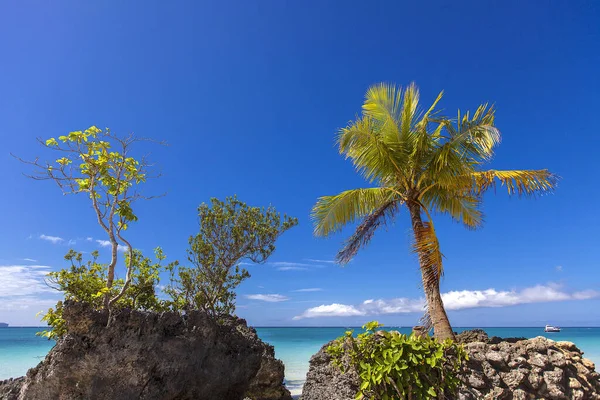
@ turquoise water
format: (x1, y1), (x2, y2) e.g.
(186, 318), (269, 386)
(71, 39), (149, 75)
(0, 328), (54, 381)
(1, 327), (599, 396)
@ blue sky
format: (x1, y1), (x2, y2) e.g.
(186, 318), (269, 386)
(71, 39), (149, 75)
(1, 1), (599, 327)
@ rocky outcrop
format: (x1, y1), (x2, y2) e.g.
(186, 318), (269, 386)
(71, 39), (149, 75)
(246, 346), (293, 400)
(0, 379), (23, 400)
(0, 301), (290, 400)
(300, 339), (359, 400)
(301, 332), (600, 400)
(459, 336), (600, 399)
(456, 329), (526, 346)
(456, 328), (490, 344)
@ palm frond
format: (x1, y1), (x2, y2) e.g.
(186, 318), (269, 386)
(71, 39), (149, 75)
(421, 189), (483, 229)
(312, 187), (394, 237)
(363, 83), (403, 140)
(412, 220), (444, 289)
(403, 87), (448, 178)
(400, 83), (420, 141)
(464, 103), (500, 158)
(472, 169), (559, 196)
(336, 199), (400, 265)
(337, 117), (405, 183)
(418, 135), (477, 194)
(442, 104), (500, 163)
(415, 90), (444, 132)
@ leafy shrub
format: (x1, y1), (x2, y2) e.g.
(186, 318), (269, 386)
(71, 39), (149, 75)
(165, 196), (297, 317)
(39, 248), (176, 339)
(327, 321), (468, 400)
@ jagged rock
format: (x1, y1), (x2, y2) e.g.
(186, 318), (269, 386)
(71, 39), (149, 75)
(508, 356), (528, 368)
(489, 336), (527, 345)
(500, 369), (527, 389)
(548, 349), (567, 367)
(483, 386), (508, 399)
(528, 352), (550, 369)
(486, 350), (509, 369)
(584, 358), (597, 370)
(467, 370), (487, 389)
(528, 366), (544, 390)
(301, 330), (600, 400)
(0, 378), (23, 400)
(246, 346), (293, 400)
(511, 388), (528, 400)
(0, 301), (290, 400)
(300, 339), (359, 400)
(456, 329), (489, 344)
(556, 341), (580, 352)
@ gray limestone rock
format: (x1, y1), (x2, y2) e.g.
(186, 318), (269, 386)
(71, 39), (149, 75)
(0, 301), (291, 400)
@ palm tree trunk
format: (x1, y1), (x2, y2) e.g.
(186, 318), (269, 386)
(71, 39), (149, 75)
(407, 202), (455, 341)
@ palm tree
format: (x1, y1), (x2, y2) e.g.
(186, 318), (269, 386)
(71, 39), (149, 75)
(311, 83), (557, 340)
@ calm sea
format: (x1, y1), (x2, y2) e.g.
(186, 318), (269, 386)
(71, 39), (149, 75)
(1, 327), (599, 396)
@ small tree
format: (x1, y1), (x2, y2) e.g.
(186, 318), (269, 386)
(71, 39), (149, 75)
(166, 196), (298, 317)
(17, 126), (161, 309)
(41, 248), (175, 338)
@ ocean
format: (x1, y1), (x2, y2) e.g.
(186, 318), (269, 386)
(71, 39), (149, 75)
(1, 327), (599, 396)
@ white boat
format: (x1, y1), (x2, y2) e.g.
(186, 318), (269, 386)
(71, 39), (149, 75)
(544, 325), (561, 332)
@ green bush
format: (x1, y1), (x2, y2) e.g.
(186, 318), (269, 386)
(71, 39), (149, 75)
(326, 321), (468, 400)
(164, 196), (297, 317)
(39, 248), (175, 339)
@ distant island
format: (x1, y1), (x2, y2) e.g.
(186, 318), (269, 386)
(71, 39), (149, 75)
(0, 322), (8, 327)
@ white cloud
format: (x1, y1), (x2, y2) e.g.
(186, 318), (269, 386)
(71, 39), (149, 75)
(0, 296), (59, 326)
(246, 294), (290, 302)
(0, 296), (57, 311)
(361, 297), (425, 314)
(292, 288), (323, 292)
(442, 285), (575, 310)
(555, 265), (563, 272)
(67, 239), (77, 246)
(293, 303), (365, 320)
(271, 262), (315, 268)
(86, 237), (93, 242)
(39, 234), (64, 244)
(96, 240), (128, 253)
(0, 265), (55, 297)
(572, 290), (600, 300)
(271, 261), (329, 270)
(0, 265), (61, 325)
(23, 258), (38, 262)
(293, 284), (600, 319)
(305, 259), (336, 264)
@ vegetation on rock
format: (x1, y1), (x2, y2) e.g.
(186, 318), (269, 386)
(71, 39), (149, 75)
(19, 127), (159, 304)
(326, 321), (468, 400)
(20, 128), (296, 337)
(40, 248), (176, 338)
(165, 196), (298, 317)
(312, 83), (558, 339)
